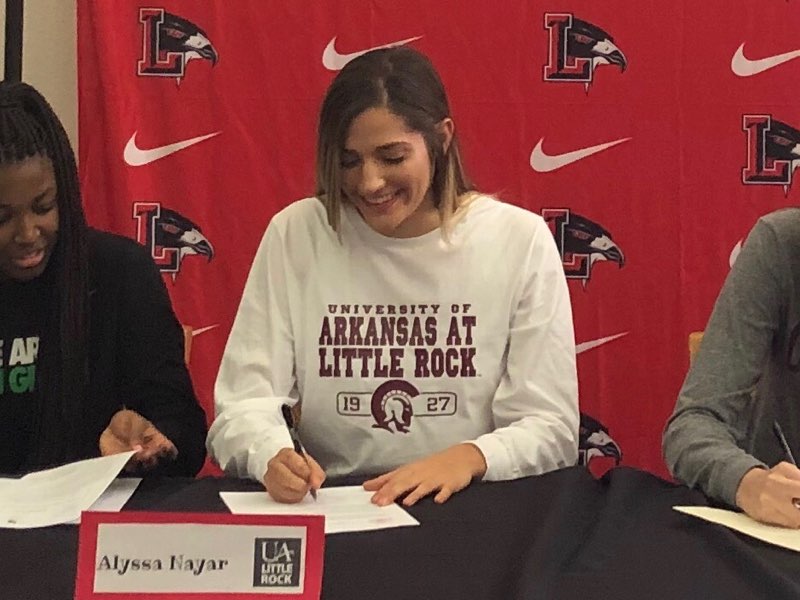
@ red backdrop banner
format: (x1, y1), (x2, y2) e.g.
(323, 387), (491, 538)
(77, 1), (800, 477)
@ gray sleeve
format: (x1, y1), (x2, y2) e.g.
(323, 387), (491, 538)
(663, 219), (786, 507)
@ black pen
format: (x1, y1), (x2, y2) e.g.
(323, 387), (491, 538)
(773, 420), (800, 509)
(281, 404), (317, 500)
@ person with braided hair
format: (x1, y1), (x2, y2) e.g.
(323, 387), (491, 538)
(0, 81), (207, 476)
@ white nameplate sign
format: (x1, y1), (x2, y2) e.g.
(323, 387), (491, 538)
(75, 511), (324, 599)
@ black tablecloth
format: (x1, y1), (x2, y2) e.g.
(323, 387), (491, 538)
(3, 467), (800, 600)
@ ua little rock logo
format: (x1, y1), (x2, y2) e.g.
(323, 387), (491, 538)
(133, 202), (214, 279)
(542, 208), (625, 285)
(337, 380), (456, 434)
(742, 114), (800, 193)
(543, 13), (627, 90)
(253, 538), (301, 588)
(137, 8), (218, 83)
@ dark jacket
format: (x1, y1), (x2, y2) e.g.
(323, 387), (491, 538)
(0, 229), (207, 475)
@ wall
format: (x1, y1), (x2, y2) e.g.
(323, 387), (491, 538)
(1, 0), (78, 149)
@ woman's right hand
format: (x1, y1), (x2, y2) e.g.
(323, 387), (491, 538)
(735, 463), (800, 528)
(264, 448), (326, 503)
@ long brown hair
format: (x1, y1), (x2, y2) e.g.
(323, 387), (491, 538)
(315, 46), (475, 235)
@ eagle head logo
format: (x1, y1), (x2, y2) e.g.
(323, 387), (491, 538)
(578, 412), (622, 466)
(133, 202), (214, 280)
(543, 208), (625, 287)
(544, 13), (627, 90)
(138, 8), (218, 83)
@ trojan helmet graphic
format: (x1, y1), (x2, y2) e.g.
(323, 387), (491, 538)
(371, 380), (418, 434)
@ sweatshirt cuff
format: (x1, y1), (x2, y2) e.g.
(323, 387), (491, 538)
(717, 455), (767, 508)
(247, 428), (294, 485)
(470, 433), (516, 481)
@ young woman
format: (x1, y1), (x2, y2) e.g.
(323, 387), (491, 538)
(665, 209), (800, 528)
(0, 81), (207, 476)
(209, 47), (579, 504)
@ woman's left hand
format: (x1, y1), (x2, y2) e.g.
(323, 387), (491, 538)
(99, 409), (178, 472)
(363, 444), (487, 507)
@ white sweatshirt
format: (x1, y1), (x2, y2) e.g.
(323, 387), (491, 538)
(208, 195), (579, 483)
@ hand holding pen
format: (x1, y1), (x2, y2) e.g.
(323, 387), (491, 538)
(773, 421), (800, 510)
(281, 404), (318, 501)
(262, 405), (325, 504)
(734, 421), (800, 528)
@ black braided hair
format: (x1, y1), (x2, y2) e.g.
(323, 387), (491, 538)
(0, 81), (88, 467)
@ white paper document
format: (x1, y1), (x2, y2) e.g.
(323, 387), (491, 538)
(220, 485), (420, 534)
(0, 451), (135, 529)
(67, 477), (142, 524)
(674, 505), (800, 552)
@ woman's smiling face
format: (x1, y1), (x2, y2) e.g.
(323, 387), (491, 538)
(340, 107), (440, 238)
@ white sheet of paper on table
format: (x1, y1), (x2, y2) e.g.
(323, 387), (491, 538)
(67, 477), (142, 524)
(674, 505), (800, 553)
(220, 485), (420, 534)
(0, 451), (135, 529)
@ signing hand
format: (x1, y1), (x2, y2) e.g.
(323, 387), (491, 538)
(363, 443), (487, 507)
(99, 409), (177, 472)
(264, 448), (326, 503)
(735, 463), (800, 528)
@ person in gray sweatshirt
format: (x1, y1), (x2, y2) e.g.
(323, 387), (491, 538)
(664, 207), (800, 528)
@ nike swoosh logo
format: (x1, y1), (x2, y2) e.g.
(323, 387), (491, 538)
(530, 137), (631, 173)
(322, 35), (423, 71)
(191, 324), (219, 337)
(576, 332), (628, 355)
(731, 43), (800, 77)
(124, 131), (221, 166)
